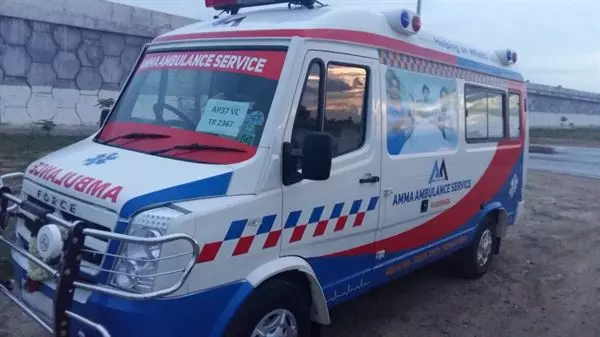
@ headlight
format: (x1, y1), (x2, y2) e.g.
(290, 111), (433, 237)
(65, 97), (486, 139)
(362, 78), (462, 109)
(110, 207), (183, 293)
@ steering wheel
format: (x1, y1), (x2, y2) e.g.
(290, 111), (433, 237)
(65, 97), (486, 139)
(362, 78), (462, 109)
(153, 103), (196, 129)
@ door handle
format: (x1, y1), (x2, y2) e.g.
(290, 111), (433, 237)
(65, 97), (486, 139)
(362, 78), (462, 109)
(359, 174), (380, 184)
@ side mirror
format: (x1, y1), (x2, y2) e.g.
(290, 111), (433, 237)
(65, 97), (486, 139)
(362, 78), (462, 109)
(281, 132), (333, 186)
(301, 132), (333, 181)
(99, 109), (110, 126)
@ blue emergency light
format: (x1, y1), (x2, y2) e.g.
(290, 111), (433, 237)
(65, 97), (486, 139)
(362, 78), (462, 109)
(400, 11), (410, 28)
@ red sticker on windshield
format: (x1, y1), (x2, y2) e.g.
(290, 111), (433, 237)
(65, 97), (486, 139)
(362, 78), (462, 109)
(138, 50), (286, 80)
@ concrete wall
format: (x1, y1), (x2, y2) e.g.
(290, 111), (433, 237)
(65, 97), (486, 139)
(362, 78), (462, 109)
(526, 83), (600, 128)
(0, 0), (195, 129)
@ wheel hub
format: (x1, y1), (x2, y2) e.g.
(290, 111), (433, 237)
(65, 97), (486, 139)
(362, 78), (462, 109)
(252, 309), (298, 337)
(477, 228), (493, 267)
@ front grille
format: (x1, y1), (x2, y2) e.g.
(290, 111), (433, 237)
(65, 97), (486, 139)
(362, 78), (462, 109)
(27, 197), (111, 241)
(16, 195), (113, 283)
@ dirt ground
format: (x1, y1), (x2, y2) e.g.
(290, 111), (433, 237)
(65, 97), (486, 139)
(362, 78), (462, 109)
(1, 135), (600, 336)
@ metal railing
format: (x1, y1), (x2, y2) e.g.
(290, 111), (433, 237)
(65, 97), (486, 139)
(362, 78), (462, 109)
(0, 172), (201, 337)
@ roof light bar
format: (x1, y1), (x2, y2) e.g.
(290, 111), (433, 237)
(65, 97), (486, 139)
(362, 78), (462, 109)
(206, 0), (318, 12)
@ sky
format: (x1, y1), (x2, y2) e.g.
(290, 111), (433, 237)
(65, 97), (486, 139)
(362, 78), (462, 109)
(109, 0), (600, 93)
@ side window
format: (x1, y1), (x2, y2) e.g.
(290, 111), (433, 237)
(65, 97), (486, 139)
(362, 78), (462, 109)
(487, 91), (504, 138)
(324, 64), (367, 157)
(290, 60), (368, 157)
(465, 85), (506, 141)
(508, 93), (521, 138)
(291, 62), (322, 150)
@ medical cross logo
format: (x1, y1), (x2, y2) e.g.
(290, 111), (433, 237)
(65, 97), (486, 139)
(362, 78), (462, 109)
(84, 153), (119, 166)
(429, 159), (449, 184)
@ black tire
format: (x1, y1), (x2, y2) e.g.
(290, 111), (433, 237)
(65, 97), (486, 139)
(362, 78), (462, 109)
(224, 278), (312, 337)
(456, 217), (497, 279)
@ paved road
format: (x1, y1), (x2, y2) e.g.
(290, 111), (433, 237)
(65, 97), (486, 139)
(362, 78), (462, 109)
(529, 145), (600, 179)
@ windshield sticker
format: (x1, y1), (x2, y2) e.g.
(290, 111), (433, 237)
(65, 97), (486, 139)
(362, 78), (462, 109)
(247, 110), (265, 126)
(196, 99), (250, 137)
(238, 133), (255, 145)
(138, 50), (286, 80)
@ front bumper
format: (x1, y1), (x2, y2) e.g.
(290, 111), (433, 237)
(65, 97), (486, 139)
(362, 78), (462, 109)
(0, 172), (201, 337)
(4, 263), (250, 337)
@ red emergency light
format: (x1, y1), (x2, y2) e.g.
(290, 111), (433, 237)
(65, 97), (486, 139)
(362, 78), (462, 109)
(206, 0), (315, 11)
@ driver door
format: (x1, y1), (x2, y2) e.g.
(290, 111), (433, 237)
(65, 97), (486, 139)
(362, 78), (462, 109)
(281, 51), (382, 305)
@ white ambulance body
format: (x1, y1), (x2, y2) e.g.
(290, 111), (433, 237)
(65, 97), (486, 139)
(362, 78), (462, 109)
(0, 1), (528, 336)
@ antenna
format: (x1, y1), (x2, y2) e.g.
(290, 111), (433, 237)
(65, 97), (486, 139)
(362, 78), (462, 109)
(416, 0), (422, 16)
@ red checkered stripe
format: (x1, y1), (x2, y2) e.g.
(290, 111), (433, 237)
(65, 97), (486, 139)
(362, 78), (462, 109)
(195, 196), (379, 263)
(379, 49), (507, 87)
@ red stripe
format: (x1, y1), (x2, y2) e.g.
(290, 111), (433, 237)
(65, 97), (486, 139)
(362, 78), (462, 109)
(263, 230), (281, 248)
(154, 29), (457, 64)
(353, 212), (366, 227)
(329, 140), (522, 257)
(334, 216), (348, 232)
(197, 241), (222, 263)
(232, 236), (254, 256)
(138, 50), (286, 81)
(97, 122), (256, 165)
(313, 220), (329, 237)
(289, 224), (307, 243)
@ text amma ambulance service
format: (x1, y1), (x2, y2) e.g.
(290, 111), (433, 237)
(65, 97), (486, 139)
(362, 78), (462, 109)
(0, 0), (528, 336)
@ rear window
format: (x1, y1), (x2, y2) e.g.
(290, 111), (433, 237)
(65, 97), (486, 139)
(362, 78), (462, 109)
(96, 49), (286, 164)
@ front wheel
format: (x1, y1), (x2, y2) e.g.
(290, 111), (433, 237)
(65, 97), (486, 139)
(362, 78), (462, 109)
(456, 218), (497, 279)
(224, 279), (312, 337)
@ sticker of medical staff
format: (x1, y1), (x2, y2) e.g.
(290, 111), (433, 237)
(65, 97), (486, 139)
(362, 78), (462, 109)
(385, 68), (458, 155)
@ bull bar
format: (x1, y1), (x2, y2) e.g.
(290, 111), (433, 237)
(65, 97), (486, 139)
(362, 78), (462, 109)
(0, 172), (201, 337)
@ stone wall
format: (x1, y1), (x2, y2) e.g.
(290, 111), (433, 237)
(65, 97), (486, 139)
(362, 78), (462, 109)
(0, 0), (195, 129)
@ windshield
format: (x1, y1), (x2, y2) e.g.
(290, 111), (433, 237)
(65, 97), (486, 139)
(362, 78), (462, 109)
(96, 49), (286, 164)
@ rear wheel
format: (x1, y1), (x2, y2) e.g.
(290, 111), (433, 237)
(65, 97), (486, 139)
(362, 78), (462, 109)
(456, 217), (497, 279)
(225, 279), (312, 337)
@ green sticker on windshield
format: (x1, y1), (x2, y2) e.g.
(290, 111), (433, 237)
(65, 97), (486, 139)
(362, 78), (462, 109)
(239, 133), (255, 145)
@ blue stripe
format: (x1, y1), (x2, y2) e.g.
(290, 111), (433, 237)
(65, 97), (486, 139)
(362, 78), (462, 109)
(119, 172), (232, 219)
(349, 200), (362, 215)
(367, 196), (379, 211)
(456, 56), (523, 81)
(330, 202), (344, 218)
(309, 206), (325, 224)
(257, 214), (276, 235)
(100, 172), (233, 283)
(225, 220), (247, 241)
(284, 210), (302, 228)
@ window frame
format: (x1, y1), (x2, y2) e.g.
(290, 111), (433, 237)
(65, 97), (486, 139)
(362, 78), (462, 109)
(464, 83), (508, 144)
(294, 58), (326, 132)
(290, 59), (370, 158)
(323, 61), (370, 157)
(507, 91), (522, 139)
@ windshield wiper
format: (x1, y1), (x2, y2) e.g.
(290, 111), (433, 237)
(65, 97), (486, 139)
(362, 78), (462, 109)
(100, 132), (171, 145)
(149, 143), (247, 155)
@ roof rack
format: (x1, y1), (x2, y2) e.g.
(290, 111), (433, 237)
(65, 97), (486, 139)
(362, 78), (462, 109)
(206, 0), (324, 15)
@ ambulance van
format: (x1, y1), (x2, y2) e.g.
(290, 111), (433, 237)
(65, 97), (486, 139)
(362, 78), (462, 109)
(0, 1), (528, 336)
